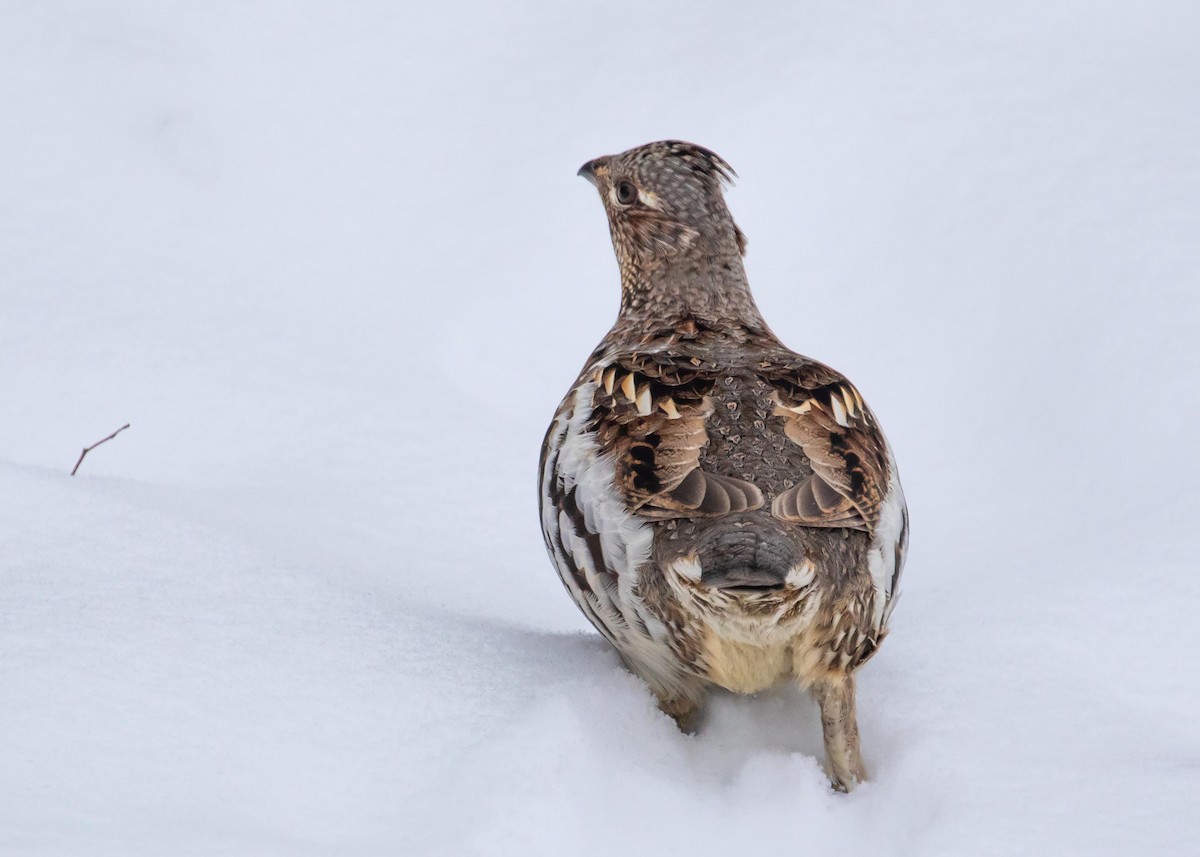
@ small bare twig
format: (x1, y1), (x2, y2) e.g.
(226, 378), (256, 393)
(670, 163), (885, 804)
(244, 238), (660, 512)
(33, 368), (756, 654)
(71, 423), (131, 476)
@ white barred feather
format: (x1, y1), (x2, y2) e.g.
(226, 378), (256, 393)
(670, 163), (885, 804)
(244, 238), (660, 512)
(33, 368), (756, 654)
(539, 378), (690, 698)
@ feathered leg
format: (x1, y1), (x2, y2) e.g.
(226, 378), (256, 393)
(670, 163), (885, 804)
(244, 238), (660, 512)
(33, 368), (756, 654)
(654, 685), (705, 733)
(620, 654), (706, 733)
(812, 673), (867, 791)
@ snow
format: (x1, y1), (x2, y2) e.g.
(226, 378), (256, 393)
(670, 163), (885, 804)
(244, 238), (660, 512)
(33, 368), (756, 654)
(2, 1), (1198, 854)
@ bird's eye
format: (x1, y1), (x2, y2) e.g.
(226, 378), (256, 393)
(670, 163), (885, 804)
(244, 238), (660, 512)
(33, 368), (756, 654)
(615, 181), (638, 206)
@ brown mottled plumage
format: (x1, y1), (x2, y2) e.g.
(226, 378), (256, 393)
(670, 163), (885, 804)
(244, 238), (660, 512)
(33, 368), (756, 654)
(539, 140), (908, 790)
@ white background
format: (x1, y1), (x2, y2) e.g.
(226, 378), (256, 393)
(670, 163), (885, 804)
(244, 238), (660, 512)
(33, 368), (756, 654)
(2, 1), (1197, 854)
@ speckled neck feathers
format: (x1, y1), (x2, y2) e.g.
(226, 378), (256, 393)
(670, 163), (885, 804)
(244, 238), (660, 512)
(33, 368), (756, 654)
(615, 248), (767, 340)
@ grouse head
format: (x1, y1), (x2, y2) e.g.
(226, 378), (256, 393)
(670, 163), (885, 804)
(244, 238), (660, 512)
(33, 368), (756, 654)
(578, 140), (748, 284)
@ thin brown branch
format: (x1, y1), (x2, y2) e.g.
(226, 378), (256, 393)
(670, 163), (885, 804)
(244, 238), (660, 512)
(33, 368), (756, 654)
(71, 423), (131, 476)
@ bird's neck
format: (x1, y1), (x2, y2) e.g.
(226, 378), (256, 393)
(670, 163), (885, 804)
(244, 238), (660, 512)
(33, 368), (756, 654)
(614, 250), (771, 337)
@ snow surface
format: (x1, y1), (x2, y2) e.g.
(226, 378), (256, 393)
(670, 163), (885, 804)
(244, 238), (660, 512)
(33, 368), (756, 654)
(2, 1), (1199, 854)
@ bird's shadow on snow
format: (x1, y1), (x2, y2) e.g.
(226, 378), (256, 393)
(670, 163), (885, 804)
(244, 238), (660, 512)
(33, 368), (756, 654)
(429, 608), (835, 787)
(455, 610), (825, 760)
(404, 612), (931, 854)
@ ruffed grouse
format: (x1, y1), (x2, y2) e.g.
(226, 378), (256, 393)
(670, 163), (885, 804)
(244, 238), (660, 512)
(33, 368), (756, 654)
(539, 140), (908, 791)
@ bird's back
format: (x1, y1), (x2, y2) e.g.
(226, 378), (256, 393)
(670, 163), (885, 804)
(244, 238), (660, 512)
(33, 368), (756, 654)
(644, 335), (872, 591)
(542, 316), (900, 675)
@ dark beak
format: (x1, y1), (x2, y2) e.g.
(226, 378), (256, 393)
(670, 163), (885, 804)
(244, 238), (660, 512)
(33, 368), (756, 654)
(577, 157), (604, 187)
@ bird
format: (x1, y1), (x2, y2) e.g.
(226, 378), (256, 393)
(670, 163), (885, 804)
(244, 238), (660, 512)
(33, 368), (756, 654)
(538, 140), (908, 791)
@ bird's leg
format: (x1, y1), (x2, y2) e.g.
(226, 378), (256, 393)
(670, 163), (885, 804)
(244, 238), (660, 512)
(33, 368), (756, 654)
(655, 687), (703, 733)
(619, 651), (707, 733)
(812, 673), (867, 791)
(633, 657), (705, 729)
